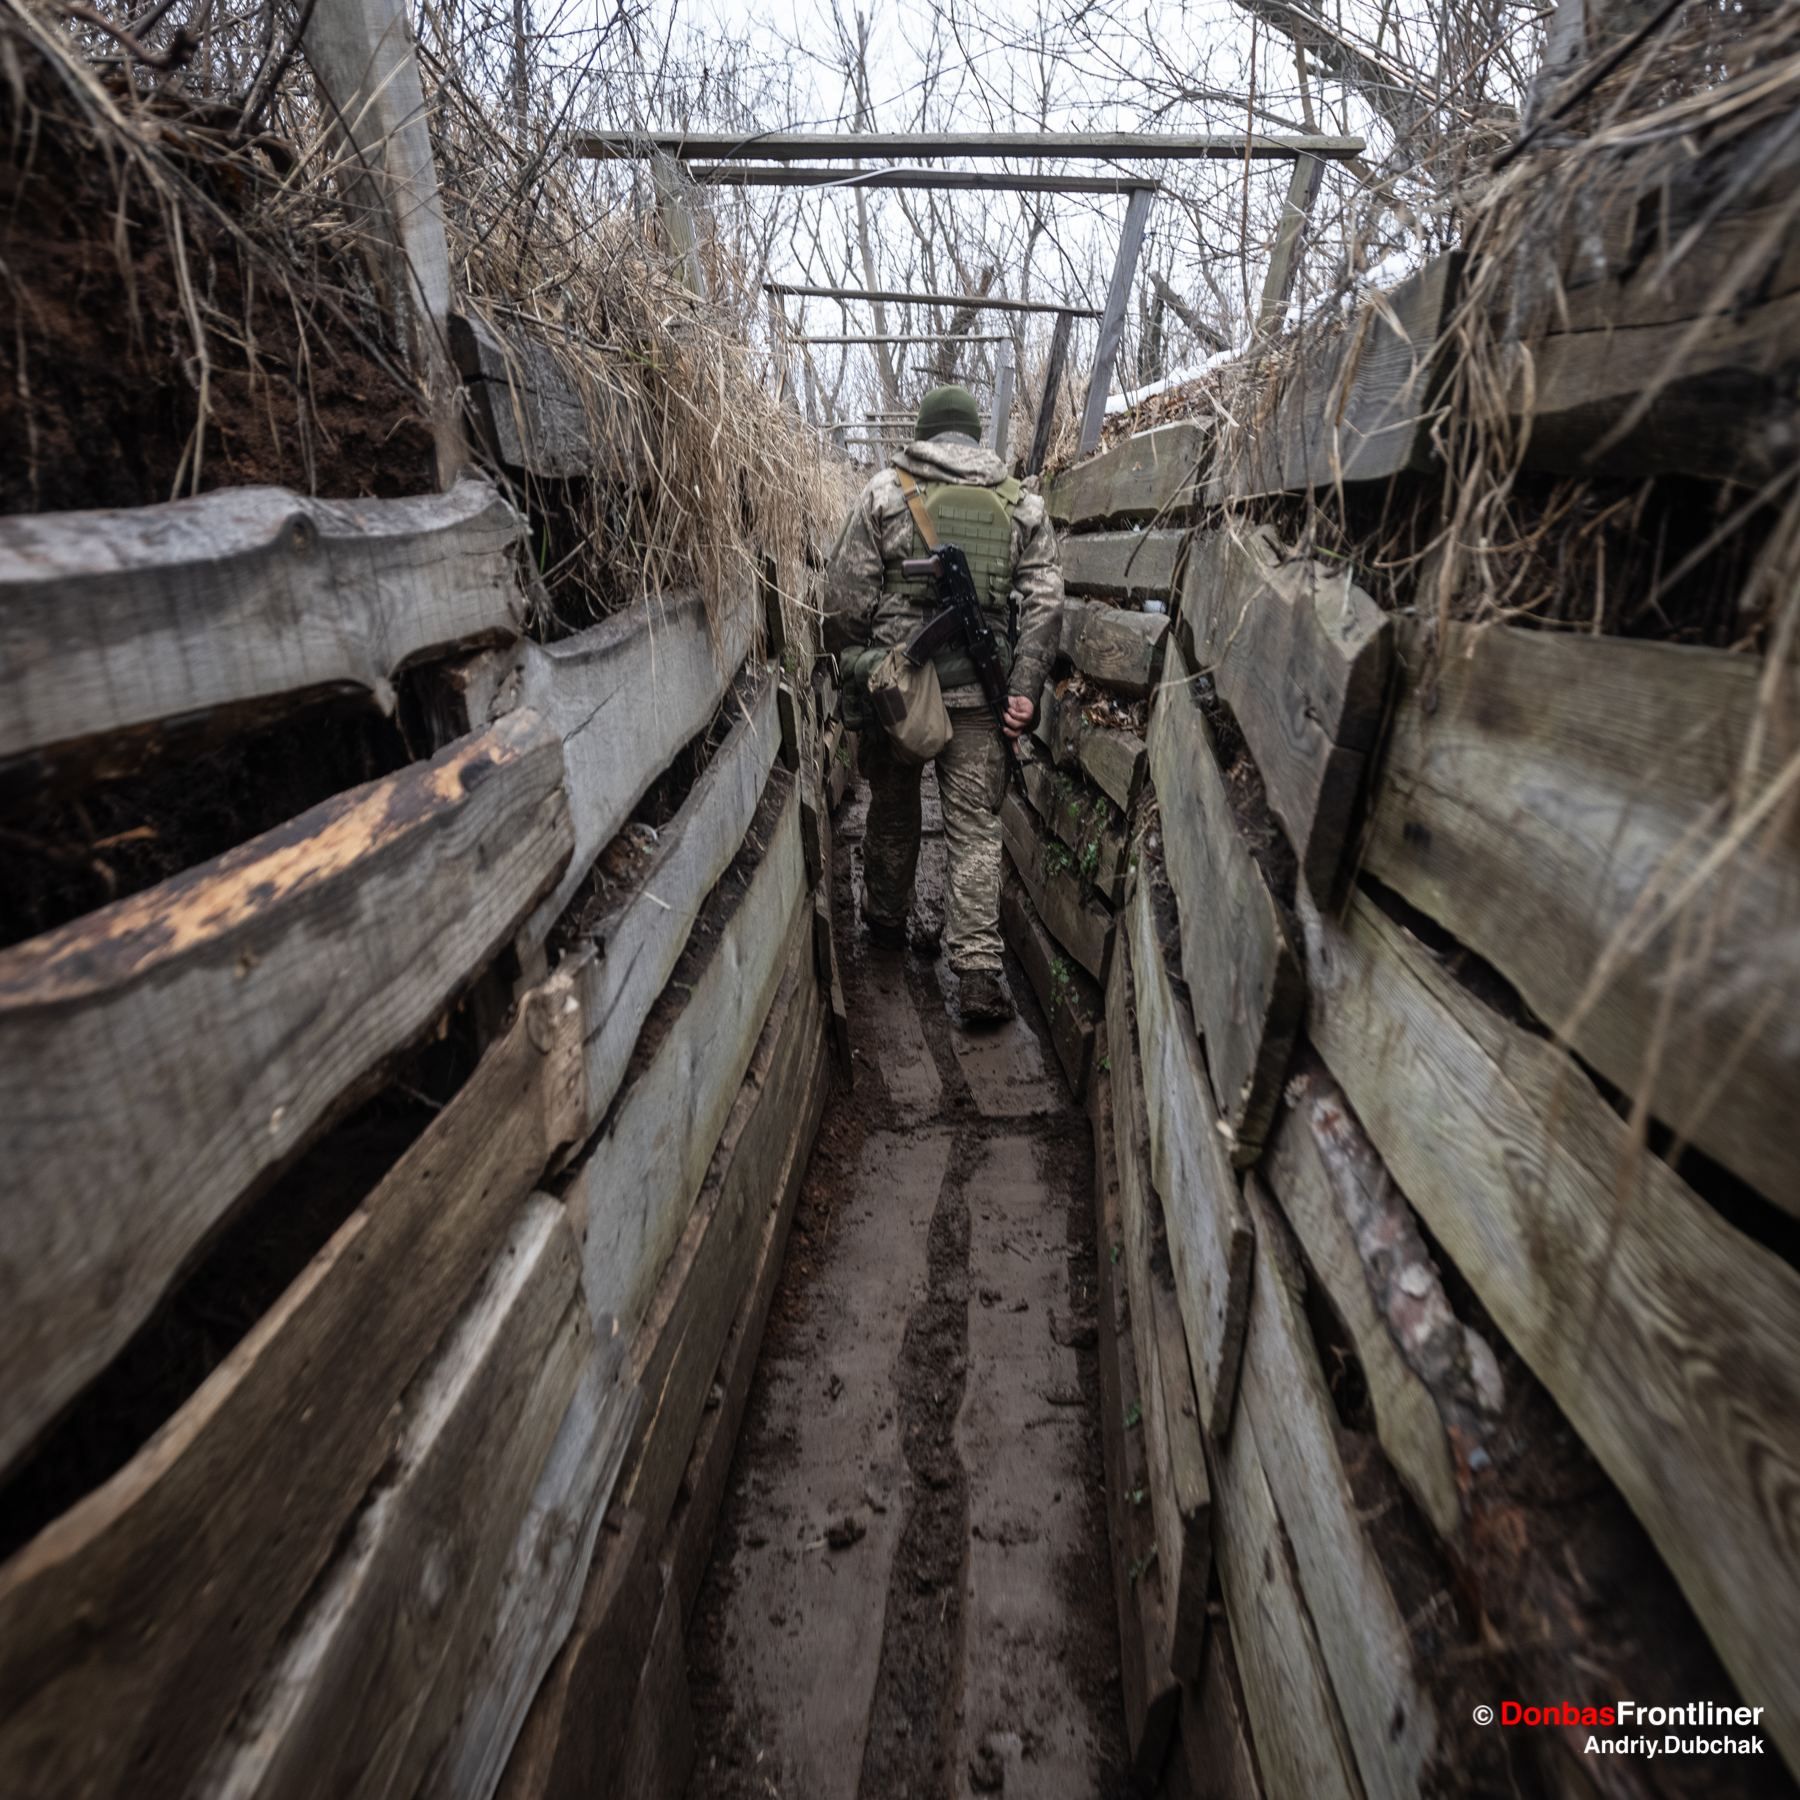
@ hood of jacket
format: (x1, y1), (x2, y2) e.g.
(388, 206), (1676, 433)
(892, 432), (1009, 487)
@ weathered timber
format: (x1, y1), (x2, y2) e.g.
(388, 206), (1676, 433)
(1365, 620), (1800, 1212)
(1180, 526), (1391, 906)
(425, 1338), (638, 1800)
(449, 312), (635, 481)
(0, 478), (526, 778)
(1000, 788), (1115, 983)
(1035, 678), (1146, 814)
(1106, 941), (1210, 1680)
(474, 590), (756, 951)
(1212, 1398), (1364, 1800)
(1237, 1175), (1442, 1797)
(1208, 253), (1460, 501)
(1047, 420), (1209, 529)
(586, 129), (1363, 162)
(566, 775), (806, 1332)
(202, 1197), (590, 1800)
(999, 868), (1100, 1099)
(1168, 1613), (1266, 1800)
(1261, 1076), (1467, 1541)
(1060, 598), (1171, 698)
(823, 718), (855, 809)
(0, 967), (588, 1800)
(665, 953), (830, 1625)
(1302, 888), (1800, 1769)
(1058, 529), (1187, 606)
(607, 1565), (696, 1800)
(1019, 751), (1129, 907)
(1147, 635), (1304, 1160)
(616, 937), (821, 1545)
(1091, 1048), (1182, 1782)
(574, 670), (779, 1124)
(497, 1512), (658, 1800)
(814, 887), (855, 1082)
(0, 712), (572, 1479)
(1126, 868), (1254, 1438)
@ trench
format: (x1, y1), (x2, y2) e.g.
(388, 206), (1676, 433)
(683, 771), (1130, 1800)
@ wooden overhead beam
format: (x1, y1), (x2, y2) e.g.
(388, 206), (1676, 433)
(686, 164), (1161, 193)
(797, 334), (1009, 345)
(577, 130), (1364, 162)
(768, 282), (1101, 318)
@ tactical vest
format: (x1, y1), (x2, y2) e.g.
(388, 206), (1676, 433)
(880, 474), (1023, 692)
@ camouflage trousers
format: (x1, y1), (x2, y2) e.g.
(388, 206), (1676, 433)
(862, 706), (1008, 972)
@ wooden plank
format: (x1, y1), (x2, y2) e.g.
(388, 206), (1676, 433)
(0, 478), (526, 777)
(1047, 420), (1209, 529)
(1035, 678), (1146, 814)
(574, 670), (779, 1124)
(1212, 1400), (1364, 1800)
(449, 313), (633, 481)
(1019, 751), (1129, 907)
(0, 712), (572, 1478)
(1058, 529), (1186, 605)
(1208, 253), (1460, 502)
(1302, 887), (1800, 1770)
(1365, 620), (1800, 1213)
(0, 966), (590, 1800)
(1079, 184), (1154, 456)
(1090, 1048), (1182, 1782)
(999, 868), (1101, 1099)
(1180, 526), (1391, 906)
(1236, 1175), (1442, 1797)
(1168, 1612), (1266, 1800)
(1000, 788), (1115, 983)
(566, 775), (806, 1334)
(201, 1196), (590, 1800)
(1261, 1080), (1465, 1542)
(1060, 598), (1171, 698)
(1126, 867), (1254, 1438)
(607, 1564), (696, 1800)
(1255, 152), (1325, 335)
(589, 129), (1365, 162)
(616, 936), (820, 1544)
(1147, 634), (1304, 1159)
(493, 591), (755, 952)
(424, 1339), (639, 1800)
(1106, 938), (1210, 1680)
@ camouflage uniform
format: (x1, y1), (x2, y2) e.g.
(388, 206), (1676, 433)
(824, 434), (1064, 973)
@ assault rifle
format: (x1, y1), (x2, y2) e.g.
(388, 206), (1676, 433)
(900, 544), (1029, 801)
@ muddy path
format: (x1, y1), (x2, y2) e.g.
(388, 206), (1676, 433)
(686, 774), (1130, 1800)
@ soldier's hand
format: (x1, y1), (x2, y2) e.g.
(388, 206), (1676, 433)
(1002, 695), (1035, 740)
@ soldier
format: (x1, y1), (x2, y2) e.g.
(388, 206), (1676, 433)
(823, 383), (1064, 1024)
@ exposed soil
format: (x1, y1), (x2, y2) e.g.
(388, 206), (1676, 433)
(685, 774), (1129, 1799)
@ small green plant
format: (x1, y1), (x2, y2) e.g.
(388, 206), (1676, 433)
(1110, 1237), (1122, 1263)
(1124, 1400), (1142, 1429)
(1130, 1487), (1147, 1508)
(1128, 1549), (1155, 1586)
(1079, 839), (1100, 880)
(1099, 1053), (1112, 1074)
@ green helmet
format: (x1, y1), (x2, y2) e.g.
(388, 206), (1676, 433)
(915, 385), (982, 441)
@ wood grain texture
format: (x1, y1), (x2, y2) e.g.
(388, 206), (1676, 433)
(999, 867), (1101, 1099)
(1019, 751), (1128, 907)
(1237, 1175), (1442, 1798)
(0, 966), (589, 1800)
(1302, 888), (1800, 1771)
(1125, 868), (1254, 1439)
(1000, 788), (1115, 983)
(1060, 598), (1172, 698)
(1091, 1050), (1182, 1783)
(425, 1335), (638, 1800)
(0, 478), (525, 773)
(1106, 942), (1211, 1680)
(449, 313), (635, 480)
(1261, 1088), (1464, 1541)
(1208, 254), (1459, 501)
(469, 588), (756, 953)
(1168, 1614), (1266, 1800)
(566, 776), (805, 1334)
(1059, 529), (1187, 605)
(574, 670), (780, 1124)
(1212, 1398), (1364, 1800)
(1035, 678), (1146, 814)
(201, 1196), (589, 1800)
(1179, 525), (1391, 905)
(1047, 421), (1210, 528)
(1365, 620), (1800, 1212)
(1147, 634), (1304, 1160)
(0, 711), (572, 1478)
(605, 1564), (696, 1800)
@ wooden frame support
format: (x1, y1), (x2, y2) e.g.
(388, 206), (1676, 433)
(578, 130), (1364, 163)
(1025, 310), (1075, 477)
(1255, 154), (1325, 336)
(991, 337), (1016, 460)
(688, 165), (1162, 195)
(769, 283), (1099, 319)
(1079, 184), (1154, 457)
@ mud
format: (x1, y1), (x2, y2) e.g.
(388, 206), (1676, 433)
(686, 773), (1129, 1799)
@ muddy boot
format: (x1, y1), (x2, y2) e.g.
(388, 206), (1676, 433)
(957, 968), (1016, 1026)
(862, 909), (908, 950)
(908, 914), (944, 958)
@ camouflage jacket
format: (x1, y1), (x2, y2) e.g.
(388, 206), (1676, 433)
(822, 434), (1064, 711)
